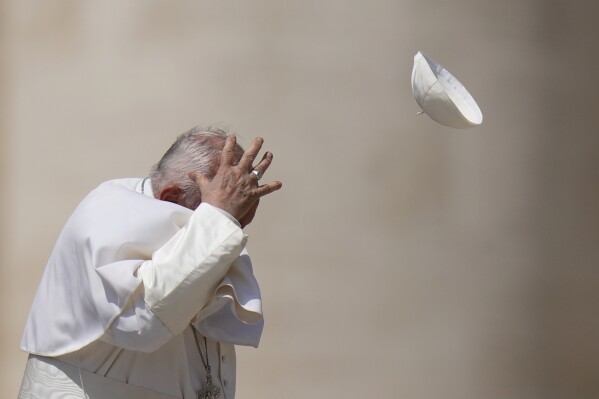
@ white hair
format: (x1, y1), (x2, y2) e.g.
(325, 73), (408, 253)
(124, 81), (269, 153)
(150, 126), (236, 209)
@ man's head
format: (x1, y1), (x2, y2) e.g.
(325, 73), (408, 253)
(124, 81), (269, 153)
(150, 126), (243, 209)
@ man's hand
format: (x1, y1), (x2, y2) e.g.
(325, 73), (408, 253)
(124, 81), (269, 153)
(238, 199), (259, 229)
(189, 135), (282, 225)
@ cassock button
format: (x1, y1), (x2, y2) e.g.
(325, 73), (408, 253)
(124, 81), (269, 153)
(221, 355), (225, 363)
(223, 380), (228, 387)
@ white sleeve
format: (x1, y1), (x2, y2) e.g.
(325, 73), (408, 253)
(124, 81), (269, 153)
(100, 202), (247, 352)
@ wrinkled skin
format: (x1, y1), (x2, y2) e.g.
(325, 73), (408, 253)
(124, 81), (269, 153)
(189, 135), (282, 228)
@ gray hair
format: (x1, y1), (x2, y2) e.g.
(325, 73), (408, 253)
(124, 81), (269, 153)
(150, 126), (235, 209)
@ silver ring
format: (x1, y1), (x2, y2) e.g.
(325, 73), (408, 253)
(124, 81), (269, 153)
(251, 169), (263, 180)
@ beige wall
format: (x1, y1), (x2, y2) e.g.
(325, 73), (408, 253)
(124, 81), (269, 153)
(1, 1), (598, 398)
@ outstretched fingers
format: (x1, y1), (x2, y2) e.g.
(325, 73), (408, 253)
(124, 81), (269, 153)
(220, 135), (239, 167)
(249, 151), (273, 181)
(251, 181), (283, 198)
(238, 137), (264, 171)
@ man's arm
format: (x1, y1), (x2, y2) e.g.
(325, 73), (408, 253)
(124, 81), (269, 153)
(102, 136), (282, 352)
(101, 202), (246, 352)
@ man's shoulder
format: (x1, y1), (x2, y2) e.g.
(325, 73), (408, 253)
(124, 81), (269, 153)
(70, 178), (142, 223)
(94, 178), (142, 193)
(79, 177), (160, 213)
(64, 177), (190, 250)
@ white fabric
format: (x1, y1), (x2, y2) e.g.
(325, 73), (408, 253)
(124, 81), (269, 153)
(411, 51), (483, 129)
(19, 355), (181, 399)
(54, 327), (237, 399)
(19, 178), (264, 398)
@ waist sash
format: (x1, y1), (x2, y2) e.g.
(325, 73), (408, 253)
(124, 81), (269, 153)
(19, 355), (180, 399)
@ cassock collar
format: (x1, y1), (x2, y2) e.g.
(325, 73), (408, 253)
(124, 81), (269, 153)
(136, 178), (155, 198)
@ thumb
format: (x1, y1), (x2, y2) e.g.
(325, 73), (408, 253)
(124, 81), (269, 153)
(188, 171), (209, 188)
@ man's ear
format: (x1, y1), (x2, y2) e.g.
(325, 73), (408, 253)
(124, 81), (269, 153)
(158, 185), (182, 205)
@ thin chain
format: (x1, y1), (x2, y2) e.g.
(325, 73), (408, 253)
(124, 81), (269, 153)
(141, 177), (149, 195)
(191, 325), (211, 374)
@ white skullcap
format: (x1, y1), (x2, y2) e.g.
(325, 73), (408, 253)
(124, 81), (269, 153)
(411, 51), (483, 129)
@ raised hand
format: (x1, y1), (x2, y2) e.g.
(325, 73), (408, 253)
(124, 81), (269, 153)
(189, 135), (282, 224)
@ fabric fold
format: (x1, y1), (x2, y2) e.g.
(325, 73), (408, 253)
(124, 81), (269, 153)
(194, 252), (264, 347)
(21, 178), (264, 356)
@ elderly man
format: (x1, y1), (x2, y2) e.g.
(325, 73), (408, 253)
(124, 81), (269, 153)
(18, 127), (282, 399)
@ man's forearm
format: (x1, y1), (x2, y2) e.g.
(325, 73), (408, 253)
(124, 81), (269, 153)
(139, 202), (247, 336)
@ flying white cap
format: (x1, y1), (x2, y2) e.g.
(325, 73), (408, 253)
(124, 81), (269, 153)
(411, 51), (483, 129)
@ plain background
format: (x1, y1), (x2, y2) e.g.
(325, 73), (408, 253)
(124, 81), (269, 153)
(1, 1), (598, 398)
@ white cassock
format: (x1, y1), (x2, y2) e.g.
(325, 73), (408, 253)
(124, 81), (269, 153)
(18, 178), (264, 399)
